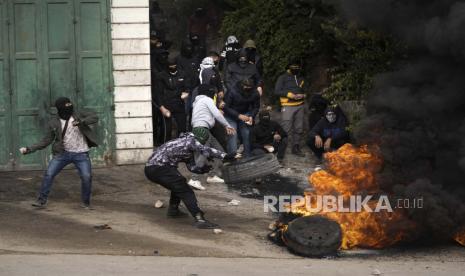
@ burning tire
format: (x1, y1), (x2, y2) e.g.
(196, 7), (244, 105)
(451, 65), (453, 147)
(221, 154), (281, 184)
(283, 215), (342, 257)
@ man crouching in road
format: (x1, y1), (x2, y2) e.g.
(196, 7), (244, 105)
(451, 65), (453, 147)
(144, 132), (239, 229)
(19, 97), (99, 209)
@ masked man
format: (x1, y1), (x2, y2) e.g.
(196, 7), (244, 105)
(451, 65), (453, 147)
(274, 59), (309, 157)
(251, 110), (288, 162)
(307, 106), (350, 160)
(225, 49), (263, 96)
(153, 58), (190, 142)
(224, 78), (261, 157)
(219, 35), (241, 72)
(19, 97), (98, 209)
(145, 132), (238, 229)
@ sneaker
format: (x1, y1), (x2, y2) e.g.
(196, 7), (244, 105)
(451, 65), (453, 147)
(80, 203), (94, 210)
(187, 179), (206, 191)
(32, 198), (47, 208)
(206, 175), (225, 184)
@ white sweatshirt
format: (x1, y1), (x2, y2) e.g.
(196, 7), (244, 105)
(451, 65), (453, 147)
(192, 95), (231, 129)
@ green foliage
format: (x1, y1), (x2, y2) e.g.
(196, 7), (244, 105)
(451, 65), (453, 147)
(220, 0), (404, 104)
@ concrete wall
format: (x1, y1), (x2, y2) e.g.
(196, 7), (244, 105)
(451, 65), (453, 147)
(111, 0), (153, 165)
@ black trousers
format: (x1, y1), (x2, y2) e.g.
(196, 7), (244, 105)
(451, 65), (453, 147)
(307, 136), (349, 159)
(165, 111), (187, 141)
(144, 165), (201, 216)
(252, 138), (288, 160)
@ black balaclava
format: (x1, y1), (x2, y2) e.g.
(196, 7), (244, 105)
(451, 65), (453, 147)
(167, 58), (178, 75)
(288, 58), (302, 75)
(237, 49), (249, 68)
(190, 34), (200, 46)
(194, 7), (205, 17)
(240, 79), (254, 97)
(181, 40), (194, 58)
(258, 110), (271, 127)
(325, 107), (337, 124)
(245, 48), (256, 63)
(55, 97), (74, 120)
(198, 84), (217, 99)
(155, 49), (169, 66)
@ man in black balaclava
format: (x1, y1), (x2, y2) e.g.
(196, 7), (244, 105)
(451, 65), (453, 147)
(275, 58), (308, 157)
(223, 78), (261, 157)
(176, 39), (201, 90)
(153, 57), (190, 142)
(251, 110), (288, 162)
(225, 49), (263, 96)
(19, 97), (99, 209)
(307, 106), (350, 160)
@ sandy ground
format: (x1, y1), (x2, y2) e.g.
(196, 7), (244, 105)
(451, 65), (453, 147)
(0, 151), (464, 275)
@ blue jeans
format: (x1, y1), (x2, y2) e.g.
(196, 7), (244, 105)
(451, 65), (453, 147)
(38, 151), (92, 204)
(226, 118), (252, 157)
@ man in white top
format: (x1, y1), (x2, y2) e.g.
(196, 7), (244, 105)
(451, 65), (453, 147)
(188, 84), (235, 190)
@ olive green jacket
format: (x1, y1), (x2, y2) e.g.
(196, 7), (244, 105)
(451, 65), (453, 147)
(28, 110), (99, 155)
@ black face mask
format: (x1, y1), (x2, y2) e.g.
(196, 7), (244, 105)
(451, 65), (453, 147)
(168, 66), (177, 74)
(290, 68), (301, 75)
(260, 115), (271, 124)
(239, 58), (248, 68)
(241, 86), (253, 96)
(55, 97), (74, 120)
(182, 46), (193, 57)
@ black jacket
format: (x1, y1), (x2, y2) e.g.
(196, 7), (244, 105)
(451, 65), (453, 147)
(28, 111), (99, 155)
(223, 84), (260, 121)
(309, 116), (349, 140)
(225, 62), (262, 92)
(153, 70), (190, 112)
(251, 120), (287, 147)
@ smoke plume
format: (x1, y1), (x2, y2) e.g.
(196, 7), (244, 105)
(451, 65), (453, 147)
(335, 0), (465, 241)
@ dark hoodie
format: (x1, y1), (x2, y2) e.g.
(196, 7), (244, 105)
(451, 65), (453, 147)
(223, 81), (260, 121)
(309, 106), (349, 140)
(176, 40), (201, 89)
(225, 49), (262, 92)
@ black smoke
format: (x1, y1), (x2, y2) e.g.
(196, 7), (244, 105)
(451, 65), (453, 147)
(334, 0), (465, 241)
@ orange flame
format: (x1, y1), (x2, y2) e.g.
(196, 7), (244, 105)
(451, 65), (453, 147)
(455, 228), (465, 246)
(286, 144), (415, 250)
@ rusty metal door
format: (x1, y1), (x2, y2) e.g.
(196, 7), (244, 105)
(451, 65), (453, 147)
(0, 0), (113, 171)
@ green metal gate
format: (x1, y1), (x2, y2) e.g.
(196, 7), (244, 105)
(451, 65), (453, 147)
(0, 0), (113, 171)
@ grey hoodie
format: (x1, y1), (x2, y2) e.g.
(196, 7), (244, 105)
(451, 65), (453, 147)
(192, 95), (231, 129)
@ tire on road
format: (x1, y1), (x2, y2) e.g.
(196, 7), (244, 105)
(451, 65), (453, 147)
(221, 154), (281, 184)
(283, 215), (342, 257)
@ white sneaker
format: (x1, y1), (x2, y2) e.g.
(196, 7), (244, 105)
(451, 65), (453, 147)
(207, 175), (225, 184)
(188, 179), (206, 191)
